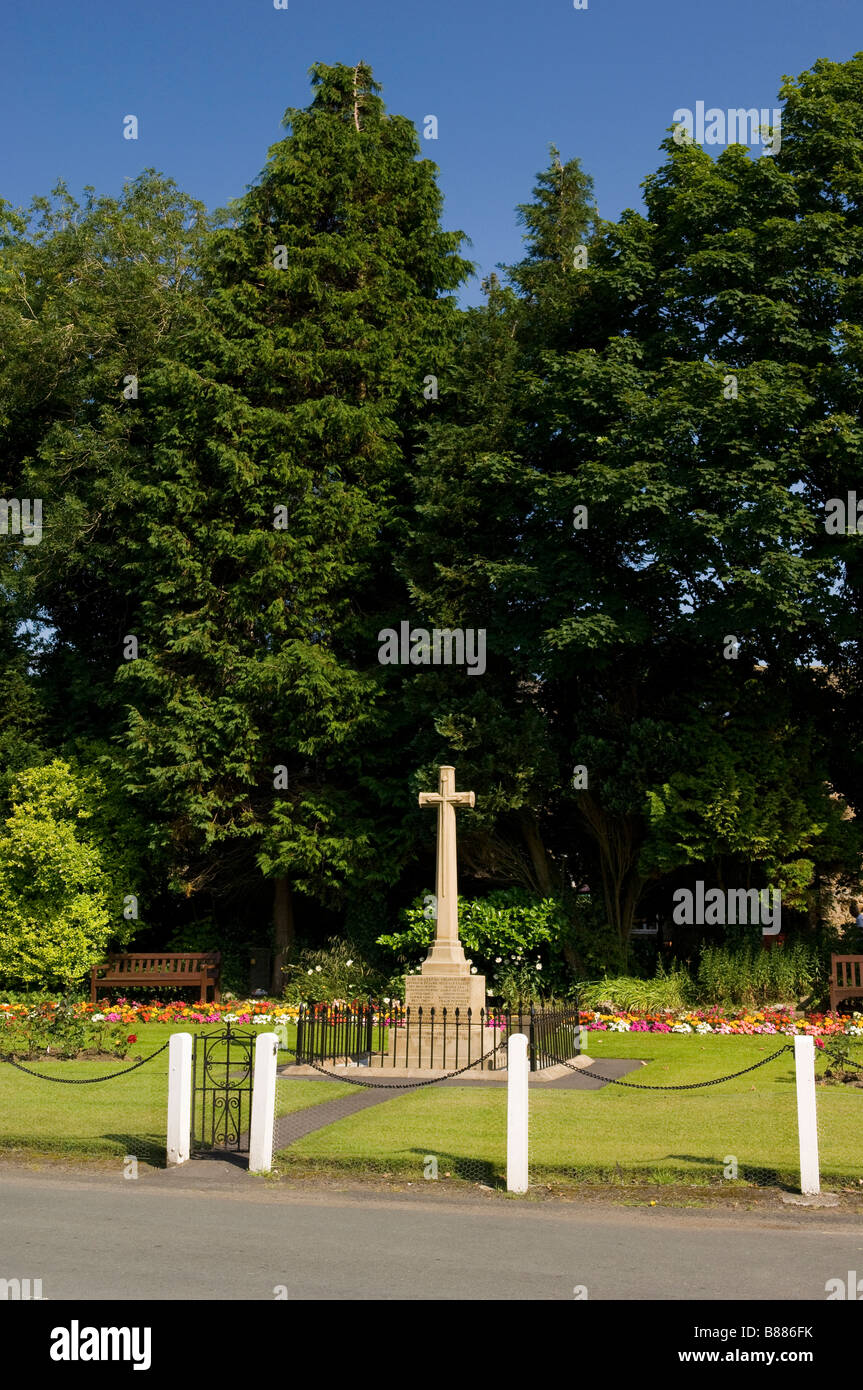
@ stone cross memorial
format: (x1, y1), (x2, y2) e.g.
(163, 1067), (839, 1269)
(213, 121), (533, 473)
(404, 765), (486, 1018)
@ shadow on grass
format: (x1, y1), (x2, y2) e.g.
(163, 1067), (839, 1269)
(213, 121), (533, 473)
(103, 1135), (167, 1168)
(668, 1153), (796, 1190)
(407, 1147), (502, 1188)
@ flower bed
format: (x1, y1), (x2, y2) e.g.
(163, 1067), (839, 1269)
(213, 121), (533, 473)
(2, 998), (862, 1037)
(0, 998), (300, 1027)
(580, 1007), (863, 1036)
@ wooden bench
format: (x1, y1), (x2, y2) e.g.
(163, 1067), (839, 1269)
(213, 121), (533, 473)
(90, 952), (221, 1004)
(829, 954), (863, 1014)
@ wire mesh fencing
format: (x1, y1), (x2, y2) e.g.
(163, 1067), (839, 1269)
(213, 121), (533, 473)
(268, 1019), (863, 1195)
(0, 1038), (171, 1174)
(814, 1033), (863, 1195)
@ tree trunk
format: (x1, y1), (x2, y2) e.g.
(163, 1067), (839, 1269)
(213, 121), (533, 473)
(270, 876), (294, 995)
(520, 811), (554, 896)
(577, 793), (644, 962)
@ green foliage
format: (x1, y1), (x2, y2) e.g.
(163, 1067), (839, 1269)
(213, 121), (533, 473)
(695, 942), (823, 1009)
(163, 921), (249, 997)
(562, 893), (630, 977)
(280, 937), (403, 1005)
(822, 1035), (863, 1080)
(379, 889), (575, 999)
(0, 760), (138, 989)
(3, 52), (863, 972)
(0, 1002), (132, 1059)
(580, 968), (695, 1014)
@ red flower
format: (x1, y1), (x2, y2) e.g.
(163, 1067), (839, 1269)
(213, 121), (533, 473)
(814, 1037), (825, 1048)
(127, 1034), (137, 1044)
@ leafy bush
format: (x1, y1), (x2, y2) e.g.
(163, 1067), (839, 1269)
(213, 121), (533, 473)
(280, 937), (402, 1005)
(0, 1003), (133, 1059)
(379, 889), (575, 1001)
(580, 965), (694, 1014)
(822, 1036), (863, 1080)
(0, 761), (138, 990)
(695, 941), (822, 1008)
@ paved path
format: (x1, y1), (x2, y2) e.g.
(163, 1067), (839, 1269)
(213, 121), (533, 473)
(1, 1168), (860, 1300)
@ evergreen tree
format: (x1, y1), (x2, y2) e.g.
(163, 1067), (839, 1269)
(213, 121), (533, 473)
(113, 63), (471, 984)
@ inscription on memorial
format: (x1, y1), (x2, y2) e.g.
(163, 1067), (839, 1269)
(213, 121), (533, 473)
(406, 979), (477, 1008)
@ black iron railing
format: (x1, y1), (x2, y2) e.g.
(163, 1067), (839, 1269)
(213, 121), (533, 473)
(294, 998), (580, 1072)
(528, 1000), (582, 1071)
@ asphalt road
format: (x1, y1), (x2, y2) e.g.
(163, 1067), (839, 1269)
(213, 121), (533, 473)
(1, 1166), (861, 1301)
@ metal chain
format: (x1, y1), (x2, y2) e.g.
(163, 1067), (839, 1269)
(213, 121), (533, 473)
(544, 1042), (794, 1089)
(285, 1041), (506, 1088)
(0, 1039), (171, 1084)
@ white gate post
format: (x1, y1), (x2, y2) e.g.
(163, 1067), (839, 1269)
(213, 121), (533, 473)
(249, 1032), (279, 1173)
(794, 1035), (820, 1195)
(166, 1031), (193, 1165)
(507, 1033), (529, 1194)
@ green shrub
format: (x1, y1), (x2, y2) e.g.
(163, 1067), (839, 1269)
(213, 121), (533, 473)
(378, 889), (575, 1001)
(695, 941), (822, 1008)
(580, 966), (694, 1014)
(164, 921), (250, 996)
(563, 893), (630, 976)
(281, 937), (402, 1005)
(0, 761), (138, 990)
(0, 1003), (132, 1059)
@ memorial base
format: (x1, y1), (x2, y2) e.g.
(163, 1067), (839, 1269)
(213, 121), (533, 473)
(387, 1023), (505, 1071)
(403, 971), (487, 1017)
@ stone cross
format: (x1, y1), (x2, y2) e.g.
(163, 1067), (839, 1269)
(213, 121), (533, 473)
(418, 765), (475, 976)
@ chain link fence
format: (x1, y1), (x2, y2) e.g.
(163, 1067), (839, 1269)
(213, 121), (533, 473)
(272, 1029), (861, 1195)
(814, 1034), (863, 1194)
(270, 1029), (508, 1183)
(2, 1019), (859, 1196)
(0, 1039), (171, 1172)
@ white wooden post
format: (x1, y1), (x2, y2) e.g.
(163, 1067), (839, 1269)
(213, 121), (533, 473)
(507, 1033), (529, 1194)
(794, 1034), (820, 1195)
(249, 1031), (279, 1172)
(166, 1032), (193, 1165)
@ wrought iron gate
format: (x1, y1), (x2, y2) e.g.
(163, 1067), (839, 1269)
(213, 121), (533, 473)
(191, 1024), (255, 1153)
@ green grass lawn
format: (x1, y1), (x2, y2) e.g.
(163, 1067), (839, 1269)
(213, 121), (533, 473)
(276, 1033), (863, 1191)
(0, 1021), (339, 1164)
(1, 1025), (859, 1191)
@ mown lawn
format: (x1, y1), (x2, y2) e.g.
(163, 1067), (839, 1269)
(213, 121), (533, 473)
(276, 1033), (863, 1190)
(0, 1021), (341, 1164)
(2, 1025), (859, 1189)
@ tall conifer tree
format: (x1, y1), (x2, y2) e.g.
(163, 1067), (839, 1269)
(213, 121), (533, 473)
(115, 63), (470, 982)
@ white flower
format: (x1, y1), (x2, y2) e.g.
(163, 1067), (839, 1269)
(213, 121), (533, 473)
(495, 957), (502, 964)
(346, 960), (353, 967)
(470, 967), (477, 974)
(91, 1013), (105, 1023)
(382, 997), (390, 1005)
(535, 964), (543, 971)
(307, 969), (313, 975)
(315, 965), (322, 972)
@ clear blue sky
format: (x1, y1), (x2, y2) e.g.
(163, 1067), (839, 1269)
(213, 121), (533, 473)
(1, 0), (858, 304)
